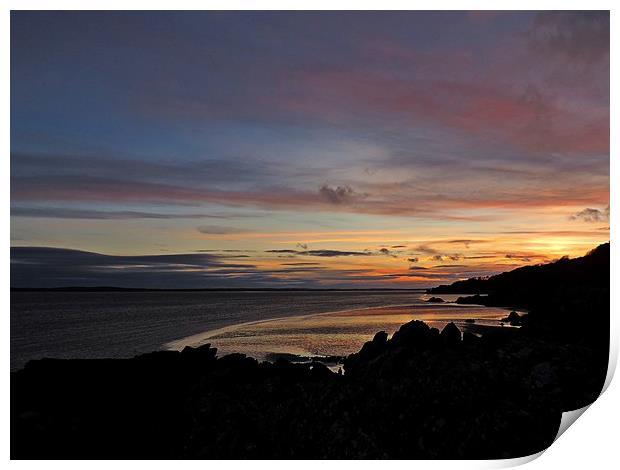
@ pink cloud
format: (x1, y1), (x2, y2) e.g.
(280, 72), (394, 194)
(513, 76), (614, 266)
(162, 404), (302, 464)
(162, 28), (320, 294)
(11, 175), (609, 218)
(279, 68), (608, 156)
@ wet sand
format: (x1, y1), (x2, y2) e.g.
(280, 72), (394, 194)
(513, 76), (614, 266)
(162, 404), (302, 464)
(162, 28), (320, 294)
(166, 303), (518, 361)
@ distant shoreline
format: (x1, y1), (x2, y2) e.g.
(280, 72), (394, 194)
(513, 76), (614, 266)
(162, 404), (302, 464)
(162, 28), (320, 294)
(11, 286), (426, 292)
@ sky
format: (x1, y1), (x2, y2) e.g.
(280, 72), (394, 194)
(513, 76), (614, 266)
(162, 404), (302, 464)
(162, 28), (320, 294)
(10, 11), (609, 288)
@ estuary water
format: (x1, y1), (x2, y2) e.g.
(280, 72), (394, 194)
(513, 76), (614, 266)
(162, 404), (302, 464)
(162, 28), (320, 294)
(11, 290), (514, 370)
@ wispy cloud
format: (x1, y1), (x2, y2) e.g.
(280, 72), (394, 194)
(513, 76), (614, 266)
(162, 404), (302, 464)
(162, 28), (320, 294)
(505, 252), (550, 263)
(11, 156), (609, 219)
(318, 185), (363, 204)
(413, 245), (439, 255)
(12, 206), (228, 220)
(266, 248), (372, 257)
(197, 225), (251, 235)
(569, 206), (610, 223)
(378, 248), (397, 257)
(529, 11), (609, 64)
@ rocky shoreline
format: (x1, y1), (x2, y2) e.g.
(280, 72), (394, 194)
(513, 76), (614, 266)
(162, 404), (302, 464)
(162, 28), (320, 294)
(11, 244), (609, 459)
(11, 312), (606, 459)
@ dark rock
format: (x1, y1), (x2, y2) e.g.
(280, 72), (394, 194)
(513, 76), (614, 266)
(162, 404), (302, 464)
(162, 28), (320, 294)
(529, 362), (558, 389)
(462, 332), (479, 345)
(440, 322), (461, 346)
(501, 311), (522, 326)
(309, 361), (332, 379)
(135, 350), (180, 362)
(265, 352), (344, 365)
(359, 331), (388, 358)
(372, 330), (389, 344)
(343, 331), (389, 374)
(427, 297), (445, 303)
(264, 352), (302, 362)
(455, 294), (487, 305)
(181, 343), (218, 360)
(391, 320), (435, 349)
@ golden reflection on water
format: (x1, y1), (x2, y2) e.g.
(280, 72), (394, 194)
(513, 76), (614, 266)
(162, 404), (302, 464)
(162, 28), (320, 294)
(170, 305), (516, 361)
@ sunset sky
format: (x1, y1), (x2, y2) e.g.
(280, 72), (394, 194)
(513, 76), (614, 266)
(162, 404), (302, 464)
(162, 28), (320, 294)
(10, 11), (609, 288)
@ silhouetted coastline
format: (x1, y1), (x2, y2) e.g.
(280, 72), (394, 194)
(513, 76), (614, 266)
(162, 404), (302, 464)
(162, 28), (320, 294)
(11, 244), (609, 459)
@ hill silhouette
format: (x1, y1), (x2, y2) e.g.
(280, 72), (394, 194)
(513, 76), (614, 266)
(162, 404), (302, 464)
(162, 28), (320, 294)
(429, 242), (609, 310)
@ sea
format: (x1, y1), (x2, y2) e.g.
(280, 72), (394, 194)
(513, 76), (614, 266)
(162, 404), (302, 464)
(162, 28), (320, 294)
(10, 290), (517, 370)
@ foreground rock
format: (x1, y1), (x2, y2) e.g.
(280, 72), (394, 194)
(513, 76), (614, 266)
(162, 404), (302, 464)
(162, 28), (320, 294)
(12, 310), (607, 459)
(501, 311), (523, 326)
(11, 244), (609, 459)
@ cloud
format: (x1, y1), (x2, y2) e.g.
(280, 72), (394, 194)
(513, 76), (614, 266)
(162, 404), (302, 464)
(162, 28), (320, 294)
(196, 249), (256, 253)
(505, 252), (551, 263)
(290, 61), (608, 156)
(11, 174), (319, 208)
(280, 262), (320, 266)
(413, 244), (439, 255)
(407, 257), (419, 263)
(10, 12), (609, 240)
(10, 246), (270, 288)
(529, 11), (609, 64)
(505, 254), (531, 262)
(197, 225), (250, 235)
(412, 243), (465, 262)
(265, 248), (372, 257)
(15, 246), (442, 289)
(303, 249), (371, 257)
(11, 152), (609, 220)
(430, 253), (463, 262)
(11, 206), (228, 220)
(379, 247), (397, 257)
(11, 152), (280, 188)
(12, 247), (384, 288)
(570, 206), (609, 223)
(269, 247), (411, 258)
(318, 185), (361, 204)
(11, 242), (528, 289)
(296, 242), (308, 250)
(445, 239), (485, 249)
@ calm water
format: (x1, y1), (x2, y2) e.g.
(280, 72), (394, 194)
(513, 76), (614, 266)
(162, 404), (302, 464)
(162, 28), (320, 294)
(11, 290), (513, 370)
(167, 300), (514, 361)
